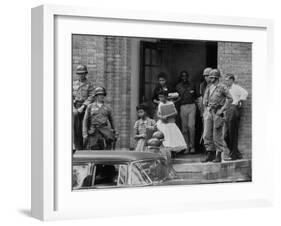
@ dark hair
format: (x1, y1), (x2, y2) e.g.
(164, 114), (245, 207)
(157, 72), (168, 80)
(180, 70), (189, 78)
(157, 89), (169, 97)
(136, 104), (148, 112)
(225, 73), (235, 81)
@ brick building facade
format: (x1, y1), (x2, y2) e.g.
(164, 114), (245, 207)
(218, 42), (252, 158)
(72, 35), (252, 158)
(73, 35), (132, 148)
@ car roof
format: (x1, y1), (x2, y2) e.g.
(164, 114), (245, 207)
(73, 150), (165, 163)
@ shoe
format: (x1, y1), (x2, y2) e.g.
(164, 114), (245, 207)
(171, 152), (176, 159)
(202, 151), (214, 162)
(224, 155), (243, 161)
(213, 152), (222, 163)
(223, 157), (233, 161)
(189, 148), (196, 154)
(236, 154), (243, 160)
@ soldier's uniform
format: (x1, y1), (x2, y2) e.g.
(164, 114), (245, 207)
(202, 70), (233, 162)
(82, 87), (115, 150)
(73, 65), (95, 150)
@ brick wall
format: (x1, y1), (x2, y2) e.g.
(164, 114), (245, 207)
(72, 35), (131, 149)
(73, 37), (252, 154)
(217, 42), (252, 158)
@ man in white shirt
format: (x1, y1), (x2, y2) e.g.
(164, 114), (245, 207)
(224, 73), (248, 160)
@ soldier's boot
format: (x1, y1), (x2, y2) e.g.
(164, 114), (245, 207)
(202, 151), (213, 163)
(213, 152), (222, 163)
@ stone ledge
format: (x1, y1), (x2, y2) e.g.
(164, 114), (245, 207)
(173, 159), (252, 182)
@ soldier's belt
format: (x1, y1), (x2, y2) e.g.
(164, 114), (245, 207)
(207, 105), (223, 112)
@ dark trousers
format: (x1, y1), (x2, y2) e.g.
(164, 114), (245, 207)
(73, 109), (84, 150)
(86, 127), (115, 150)
(224, 105), (242, 159)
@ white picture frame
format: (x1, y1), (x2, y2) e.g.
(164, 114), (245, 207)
(31, 4), (274, 221)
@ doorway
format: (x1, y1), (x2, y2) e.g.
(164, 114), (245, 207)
(139, 39), (218, 153)
(140, 39), (217, 102)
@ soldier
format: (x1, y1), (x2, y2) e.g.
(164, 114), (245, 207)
(198, 67), (212, 116)
(197, 67), (212, 153)
(202, 69), (233, 163)
(73, 64), (95, 151)
(82, 87), (116, 150)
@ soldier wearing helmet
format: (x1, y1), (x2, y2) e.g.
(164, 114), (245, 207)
(202, 69), (233, 163)
(82, 87), (116, 150)
(198, 67), (212, 116)
(73, 65), (95, 107)
(201, 67), (212, 96)
(73, 64), (95, 151)
(196, 67), (213, 154)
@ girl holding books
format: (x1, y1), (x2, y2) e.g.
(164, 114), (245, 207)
(156, 90), (187, 155)
(134, 104), (156, 152)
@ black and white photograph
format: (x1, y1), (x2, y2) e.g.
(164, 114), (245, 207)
(72, 34), (252, 190)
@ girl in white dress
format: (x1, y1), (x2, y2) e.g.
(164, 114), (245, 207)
(156, 90), (187, 154)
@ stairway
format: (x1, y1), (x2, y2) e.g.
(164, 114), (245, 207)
(171, 154), (252, 184)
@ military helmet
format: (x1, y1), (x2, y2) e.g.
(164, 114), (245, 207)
(209, 69), (221, 78)
(76, 64), (88, 74)
(147, 138), (162, 147)
(94, 86), (107, 96)
(203, 67), (212, 76)
(152, 131), (164, 140)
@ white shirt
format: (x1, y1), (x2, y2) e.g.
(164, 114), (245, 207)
(229, 83), (248, 105)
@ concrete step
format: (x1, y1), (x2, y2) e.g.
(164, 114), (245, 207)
(172, 154), (203, 164)
(172, 159), (251, 182)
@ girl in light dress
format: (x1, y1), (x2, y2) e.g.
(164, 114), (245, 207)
(134, 104), (156, 152)
(156, 90), (187, 155)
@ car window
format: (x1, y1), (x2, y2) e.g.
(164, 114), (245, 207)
(117, 165), (128, 185)
(131, 164), (151, 185)
(93, 164), (119, 187)
(134, 160), (167, 183)
(72, 163), (92, 190)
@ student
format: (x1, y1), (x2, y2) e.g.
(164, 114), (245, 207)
(176, 70), (198, 154)
(134, 104), (156, 152)
(152, 72), (174, 105)
(156, 90), (187, 156)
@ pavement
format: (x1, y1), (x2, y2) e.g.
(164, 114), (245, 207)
(171, 153), (252, 184)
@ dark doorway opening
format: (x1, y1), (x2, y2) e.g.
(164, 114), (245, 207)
(139, 39), (218, 153)
(139, 39), (217, 103)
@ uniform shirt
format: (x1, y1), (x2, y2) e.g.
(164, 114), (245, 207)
(228, 83), (248, 105)
(176, 82), (197, 105)
(203, 82), (233, 110)
(73, 79), (95, 106)
(199, 81), (209, 97)
(83, 102), (114, 137)
(134, 117), (156, 137)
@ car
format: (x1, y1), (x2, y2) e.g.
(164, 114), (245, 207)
(72, 150), (178, 190)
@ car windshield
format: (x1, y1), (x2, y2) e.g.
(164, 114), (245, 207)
(131, 163), (151, 185)
(132, 159), (167, 183)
